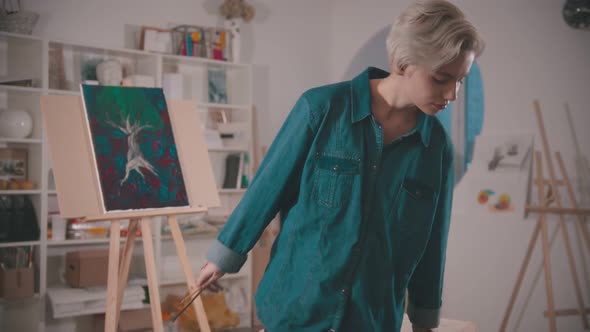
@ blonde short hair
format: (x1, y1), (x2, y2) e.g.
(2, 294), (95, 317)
(386, 0), (485, 72)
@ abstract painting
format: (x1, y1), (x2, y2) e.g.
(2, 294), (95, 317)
(81, 85), (189, 212)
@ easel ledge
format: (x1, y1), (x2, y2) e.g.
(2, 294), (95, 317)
(81, 206), (207, 222)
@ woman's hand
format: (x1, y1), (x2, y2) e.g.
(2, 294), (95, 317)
(196, 261), (225, 291)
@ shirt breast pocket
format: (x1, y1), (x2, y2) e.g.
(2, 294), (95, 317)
(393, 178), (437, 233)
(312, 155), (360, 208)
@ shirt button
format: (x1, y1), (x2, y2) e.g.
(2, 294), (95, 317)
(415, 190), (422, 198)
(372, 164), (377, 170)
(333, 165), (339, 171)
(329, 329), (336, 332)
(341, 288), (348, 295)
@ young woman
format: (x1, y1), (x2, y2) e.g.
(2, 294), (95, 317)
(197, 1), (485, 331)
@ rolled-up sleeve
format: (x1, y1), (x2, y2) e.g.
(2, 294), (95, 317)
(207, 93), (317, 273)
(407, 142), (454, 328)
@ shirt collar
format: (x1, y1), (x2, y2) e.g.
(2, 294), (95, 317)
(350, 66), (432, 147)
(415, 111), (432, 147)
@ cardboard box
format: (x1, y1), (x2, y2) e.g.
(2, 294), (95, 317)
(119, 308), (152, 332)
(65, 249), (108, 288)
(0, 266), (34, 299)
(94, 308), (152, 332)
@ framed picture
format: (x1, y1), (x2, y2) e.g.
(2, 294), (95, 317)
(140, 26), (173, 54)
(0, 148), (27, 180)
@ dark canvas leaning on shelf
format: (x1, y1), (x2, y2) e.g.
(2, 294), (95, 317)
(223, 153), (241, 189)
(0, 195), (39, 242)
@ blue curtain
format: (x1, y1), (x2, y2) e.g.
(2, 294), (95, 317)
(464, 61), (484, 169)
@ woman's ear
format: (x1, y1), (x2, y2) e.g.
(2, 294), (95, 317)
(398, 64), (407, 75)
(393, 64), (406, 76)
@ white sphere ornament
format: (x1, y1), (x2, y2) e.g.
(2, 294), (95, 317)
(96, 60), (123, 86)
(0, 109), (33, 139)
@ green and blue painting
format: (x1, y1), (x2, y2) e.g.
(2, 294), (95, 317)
(81, 85), (189, 211)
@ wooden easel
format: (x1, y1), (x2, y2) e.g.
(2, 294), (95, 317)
(92, 211), (212, 332)
(41, 96), (221, 332)
(499, 100), (590, 332)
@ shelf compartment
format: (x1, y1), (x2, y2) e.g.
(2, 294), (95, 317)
(161, 58), (252, 106)
(0, 32), (43, 89)
(0, 90), (44, 141)
(48, 41), (159, 92)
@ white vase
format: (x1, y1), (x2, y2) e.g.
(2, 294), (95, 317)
(96, 60), (123, 86)
(0, 109), (33, 139)
(225, 19), (241, 63)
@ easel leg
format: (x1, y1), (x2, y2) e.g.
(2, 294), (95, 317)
(141, 217), (164, 332)
(168, 215), (211, 332)
(533, 151), (557, 332)
(540, 213), (557, 332)
(115, 218), (139, 327)
(499, 222), (541, 332)
(105, 220), (121, 332)
(557, 214), (590, 328)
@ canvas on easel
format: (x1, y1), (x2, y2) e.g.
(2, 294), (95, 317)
(41, 91), (220, 332)
(80, 85), (189, 212)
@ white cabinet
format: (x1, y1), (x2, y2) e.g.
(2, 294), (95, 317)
(0, 31), (253, 331)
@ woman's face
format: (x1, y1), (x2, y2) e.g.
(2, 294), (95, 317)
(403, 50), (475, 115)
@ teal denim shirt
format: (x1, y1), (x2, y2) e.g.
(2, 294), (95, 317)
(207, 67), (455, 332)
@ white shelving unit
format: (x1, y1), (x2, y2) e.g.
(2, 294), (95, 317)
(0, 31), (254, 331)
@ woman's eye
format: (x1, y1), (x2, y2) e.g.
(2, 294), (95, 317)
(433, 77), (446, 84)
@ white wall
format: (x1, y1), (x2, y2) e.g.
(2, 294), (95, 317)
(330, 1), (590, 332)
(243, 0), (333, 147)
(23, 0), (590, 331)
